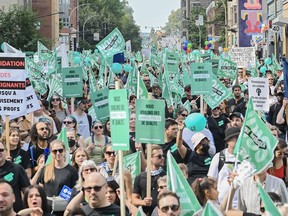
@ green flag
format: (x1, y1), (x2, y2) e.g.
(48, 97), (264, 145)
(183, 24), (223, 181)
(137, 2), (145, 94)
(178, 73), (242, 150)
(257, 182), (281, 216)
(167, 152), (202, 215)
(217, 56), (238, 80)
(201, 200), (223, 216)
(37, 41), (52, 61)
(136, 207), (145, 216)
(233, 98), (278, 174)
(123, 151), (141, 184)
(137, 76), (148, 99)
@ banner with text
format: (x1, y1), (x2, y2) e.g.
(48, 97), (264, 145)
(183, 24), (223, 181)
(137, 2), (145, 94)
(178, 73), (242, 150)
(229, 47), (256, 68)
(90, 88), (109, 121)
(217, 57), (238, 80)
(190, 62), (212, 95)
(62, 67), (83, 98)
(248, 77), (269, 112)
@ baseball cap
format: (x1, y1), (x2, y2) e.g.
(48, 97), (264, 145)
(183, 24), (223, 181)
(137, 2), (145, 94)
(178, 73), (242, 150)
(191, 132), (209, 151)
(224, 127), (241, 141)
(229, 112), (244, 121)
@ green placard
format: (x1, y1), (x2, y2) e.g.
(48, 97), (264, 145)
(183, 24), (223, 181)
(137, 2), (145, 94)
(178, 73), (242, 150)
(201, 53), (211, 61)
(209, 59), (219, 75)
(190, 62), (213, 95)
(62, 67), (83, 98)
(203, 73), (231, 109)
(90, 88), (109, 121)
(109, 89), (129, 151)
(165, 51), (178, 73)
(136, 99), (165, 144)
(217, 56), (238, 80)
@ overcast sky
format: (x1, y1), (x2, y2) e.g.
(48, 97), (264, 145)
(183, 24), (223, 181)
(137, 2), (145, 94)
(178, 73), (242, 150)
(126, 0), (180, 32)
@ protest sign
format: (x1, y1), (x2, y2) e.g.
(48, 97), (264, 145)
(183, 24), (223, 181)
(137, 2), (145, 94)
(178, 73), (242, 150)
(201, 200), (222, 216)
(229, 47), (256, 68)
(190, 62), (212, 95)
(167, 152), (202, 216)
(123, 151), (141, 184)
(62, 67), (83, 98)
(90, 88), (109, 121)
(209, 59), (219, 75)
(109, 89), (129, 151)
(201, 53), (211, 62)
(126, 40), (132, 53)
(248, 77), (269, 112)
(0, 53), (27, 117)
(136, 99), (165, 144)
(217, 56), (238, 80)
(234, 99), (278, 174)
(203, 74), (230, 109)
(96, 28), (125, 57)
(165, 51), (178, 73)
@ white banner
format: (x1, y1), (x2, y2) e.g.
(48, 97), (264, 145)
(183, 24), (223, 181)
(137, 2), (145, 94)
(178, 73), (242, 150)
(248, 77), (269, 112)
(229, 47), (256, 68)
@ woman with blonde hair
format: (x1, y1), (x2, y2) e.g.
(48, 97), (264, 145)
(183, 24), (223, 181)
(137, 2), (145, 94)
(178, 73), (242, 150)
(38, 139), (78, 216)
(71, 148), (89, 171)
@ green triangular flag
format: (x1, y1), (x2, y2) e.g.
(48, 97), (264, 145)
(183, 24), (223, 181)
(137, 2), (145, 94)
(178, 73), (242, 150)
(137, 76), (148, 99)
(201, 200), (223, 216)
(123, 151), (141, 185)
(57, 127), (71, 164)
(167, 151), (202, 215)
(257, 182), (281, 216)
(37, 41), (52, 61)
(136, 206), (145, 216)
(233, 98), (278, 174)
(135, 51), (143, 62)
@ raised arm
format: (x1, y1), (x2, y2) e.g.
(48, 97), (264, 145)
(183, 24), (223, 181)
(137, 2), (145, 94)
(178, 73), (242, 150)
(177, 120), (187, 158)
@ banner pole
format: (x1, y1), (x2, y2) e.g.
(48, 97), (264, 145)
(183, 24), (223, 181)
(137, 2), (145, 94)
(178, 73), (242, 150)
(5, 116), (10, 157)
(71, 97), (75, 115)
(200, 95), (204, 114)
(114, 80), (125, 216)
(146, 93), (153, 198)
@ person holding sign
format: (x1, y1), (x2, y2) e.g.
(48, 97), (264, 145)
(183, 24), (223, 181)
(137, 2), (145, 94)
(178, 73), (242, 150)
(49, 94), (68, 124)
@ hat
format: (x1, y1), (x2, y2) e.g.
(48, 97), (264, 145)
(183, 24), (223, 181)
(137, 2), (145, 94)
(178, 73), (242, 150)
(224, 127), (241, 141)
(276, 91), (284, 96)
(229, 112), (244, 121)
(191, 132), (209, 151)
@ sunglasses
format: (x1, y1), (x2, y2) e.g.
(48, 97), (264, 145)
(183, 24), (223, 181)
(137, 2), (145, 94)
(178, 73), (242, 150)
(37, 127), (48, 131)
(105, 151), (116, 156)
(0, 149), (5, 152)
(51, 149), (64, 154)
(52, 98), (60, 102)
(94, 125), (103, 130)
(83, 168), (97, 173)
(153, 154), (165, 159)
(160, 205), (180, 213)
(181, 113), (188, 117)
(144, 80), (151, 83)
(80, 100), (88, 104)
(213, 107), (220, 110)
(82, 184), (106, 193)
(158, 185), (167, 190)
(63, 121), (73, 125)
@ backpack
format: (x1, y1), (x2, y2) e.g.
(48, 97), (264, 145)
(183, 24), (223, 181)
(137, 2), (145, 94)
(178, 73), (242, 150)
(218, 149), (226, 172)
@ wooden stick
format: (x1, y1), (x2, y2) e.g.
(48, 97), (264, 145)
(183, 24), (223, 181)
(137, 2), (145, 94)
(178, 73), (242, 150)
(71, 97), (75, 115)
(5, 116), (10, 157)
(146, 92), (153, 198)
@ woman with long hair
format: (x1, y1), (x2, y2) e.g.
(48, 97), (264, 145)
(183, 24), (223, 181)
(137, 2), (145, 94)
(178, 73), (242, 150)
(103, 118), (111, 137)
(38, 140), (78, 216)
(71, 148), (89, 171)
(1, 128), (32, 178)
(63, 115), (85, 147)
(49, 94), (68, 124)
(18, 185), (56, 216)
(84, 121), (111, 164)
(174, 107), (188, 123)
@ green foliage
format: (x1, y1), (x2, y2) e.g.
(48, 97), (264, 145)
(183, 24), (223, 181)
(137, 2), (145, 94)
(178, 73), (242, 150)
(79, 0), (142, 51)
(163, 9), (182, 35)
(0, 6), (50, 51)
(187, 6), (207, 50)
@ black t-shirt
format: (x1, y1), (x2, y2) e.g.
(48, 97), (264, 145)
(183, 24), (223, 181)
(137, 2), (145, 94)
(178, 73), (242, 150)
(38, 164), (78, 197)
(82, 204), (129, 216)
(227, 97), (244, 112)
(10, 147), (32, 170)
(0, 161), (30, 212)
(28, 142), (50, 167)
(183, 149), (212, 184)
(133, 171), (166, 216)
(207, 115), (229, 153)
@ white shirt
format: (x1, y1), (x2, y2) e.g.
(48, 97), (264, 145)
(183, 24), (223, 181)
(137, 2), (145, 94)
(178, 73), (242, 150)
(73, 112), (90, 140)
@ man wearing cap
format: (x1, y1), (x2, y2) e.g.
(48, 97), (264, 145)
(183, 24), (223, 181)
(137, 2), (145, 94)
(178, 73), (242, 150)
(229, 112), (244, 128)
(177, 124), (212, 184)
(227, 85), (244, 112)
(233, 89), (249, 117)
(73, 98), (92, 140)
(207, 127), (241, 207)
(181, 85), (200, 108)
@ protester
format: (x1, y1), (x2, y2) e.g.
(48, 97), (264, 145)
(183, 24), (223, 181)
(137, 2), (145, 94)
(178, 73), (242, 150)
(157, 190), (181, 216)
(71, 148), (89, 171)
(227, 85), (244, 112)
(49, 94), (68, 124)
(0, 179), (18, 216)
(63, 115), (85, 146)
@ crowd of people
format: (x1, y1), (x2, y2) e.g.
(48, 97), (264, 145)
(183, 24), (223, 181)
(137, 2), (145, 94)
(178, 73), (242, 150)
(0, 58), (287, 216)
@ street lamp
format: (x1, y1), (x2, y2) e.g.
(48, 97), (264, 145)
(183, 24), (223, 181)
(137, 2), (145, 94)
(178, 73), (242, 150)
(36, 11), (64, 19)
(83, 15), (98, 41)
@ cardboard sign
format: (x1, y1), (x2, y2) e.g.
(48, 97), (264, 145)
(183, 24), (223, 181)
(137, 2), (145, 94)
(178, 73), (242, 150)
(0, 53), (27, 117)
(190, 62), (213, 95)
(136, 99), (165, 144)
(165, 51), (178, 73)
(229, 47), (256, 68)
(90, 88), (109, 121)
(109, 89), (129, 151)
(62, 67), (83, 98)
(248, 77), (269, 112)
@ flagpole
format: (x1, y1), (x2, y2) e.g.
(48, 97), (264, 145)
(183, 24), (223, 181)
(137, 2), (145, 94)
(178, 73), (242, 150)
(5, 116), (10, 157)
(146, 93), (153, 199)
(136, 65), (140, 99)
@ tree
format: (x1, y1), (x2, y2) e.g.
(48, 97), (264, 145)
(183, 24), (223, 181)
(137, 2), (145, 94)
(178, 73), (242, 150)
(0, 6), (50, 51)
(78, 0), (142, 51)
(163, 9), (182, 35)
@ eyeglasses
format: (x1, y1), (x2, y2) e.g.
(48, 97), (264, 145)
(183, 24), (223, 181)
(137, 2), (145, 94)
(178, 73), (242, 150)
(80, 100), (88, 104)
(37, 127), (48, 131)
(51, 149), (64, 154)
(0, 149), (5, 152)
(52, 98), (60, 102)
(153, 154), (165, 159)
(158, 185), (167, 190)
(94, 125), (103, 130)
(213, 107), (220, 110)
(181, 113), (188, 117)
(82, 183), (106, 193)
(105, 151), (116, 156)
(160, 205), (180, 213)
(83, 168), (97, 173)
(63, 121), (73, 125)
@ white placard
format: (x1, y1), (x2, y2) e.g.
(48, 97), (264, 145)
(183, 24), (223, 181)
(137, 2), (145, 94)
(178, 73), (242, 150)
(248, 77), (269, 112)
(229, 47), (256, 68)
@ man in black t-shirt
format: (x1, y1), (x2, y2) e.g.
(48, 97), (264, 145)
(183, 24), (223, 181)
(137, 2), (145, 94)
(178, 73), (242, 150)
(0, 179), (18, 216)
(82, 172), (129, 216)
(227, 85), (244, 112)
(0, 142), (30, 212)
